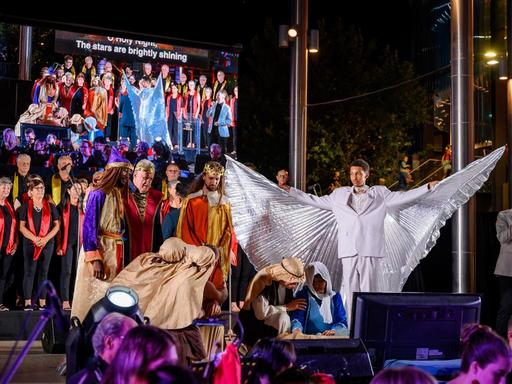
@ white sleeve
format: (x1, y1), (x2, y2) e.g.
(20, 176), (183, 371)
(289, 187), (334, 211)
(383, 184), (430, 208)
(252, 295), (287, 320)
(497, 212), (512, 244)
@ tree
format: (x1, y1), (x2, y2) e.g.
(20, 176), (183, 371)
(307, 20), (429, 187)
(237, 18), (429, 188)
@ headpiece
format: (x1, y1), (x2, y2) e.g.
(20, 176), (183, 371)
(105, 147), (133, 171)
(70, 114), (84, 126)
(118, 138), (130, 147)
(83, 116), (97, 132)
(47, 63), (59, 76)
(203, 162), (224, 177)
(134, 159), (155, 176)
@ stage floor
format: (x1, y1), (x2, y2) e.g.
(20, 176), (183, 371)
(0, 340), (65, 383)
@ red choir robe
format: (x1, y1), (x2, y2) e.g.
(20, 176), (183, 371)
(58, 83), (78, 114)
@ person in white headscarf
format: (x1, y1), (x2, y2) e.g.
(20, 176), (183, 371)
(290, 261), (348, 336)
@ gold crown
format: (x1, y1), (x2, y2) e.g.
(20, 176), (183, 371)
(204, 162), (225, 176)
(134, 159), (155, 176)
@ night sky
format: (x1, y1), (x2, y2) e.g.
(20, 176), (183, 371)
(0, 1), (414, 61)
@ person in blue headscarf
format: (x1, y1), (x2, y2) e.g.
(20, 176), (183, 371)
(290, 261), (348, 336)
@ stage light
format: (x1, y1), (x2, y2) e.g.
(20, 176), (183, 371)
(66, 286), (145, 377)
(499, 60), (508, 80)
(308, 29), (319, 53)
(106, 286), (138, 308)
(82, 286), (143, 329)
(288, 27), (298, 38)
(484, 51), (497, 58)
(487, 59), (499, 65)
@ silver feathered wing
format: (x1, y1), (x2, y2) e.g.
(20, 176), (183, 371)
(225, 146), (505, 292)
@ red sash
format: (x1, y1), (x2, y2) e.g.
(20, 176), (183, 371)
(58, 201), (84, 255)
(230, 97), (238, 127)
(27, 199), (51, 261)
(166, 94), (183, 120)
(201, 99), (213, 125)
(160, 198), (171, 224)
(124, 189), (162, 260)
(8, 153), (16, 166)
(183, 92), (201, 119)
(0, 201), (16, 254)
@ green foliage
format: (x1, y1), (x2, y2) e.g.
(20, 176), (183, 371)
(307, 20), (429, 187)
(238, 18), (429, 187)
(0, 23), (55, 79)
(30, 28), (55, 79)
(0, 23), (19, 64)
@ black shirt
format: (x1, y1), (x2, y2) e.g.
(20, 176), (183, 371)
(19, 201), (59, 244)
(213, 103), (223, 124)
(58, 201), (80, 246)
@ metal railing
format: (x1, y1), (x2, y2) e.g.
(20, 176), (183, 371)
(388, 158), (443, 189)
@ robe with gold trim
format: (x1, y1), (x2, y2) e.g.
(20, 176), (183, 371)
(123, 186), (163, 262)
(71, 188), (124, 321)
(176, 190), (233, 288)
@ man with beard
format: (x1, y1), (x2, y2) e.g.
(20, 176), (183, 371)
(123, 160), (163, 263)
(71, 148), (133, 321)
(177, 161), (234, 316)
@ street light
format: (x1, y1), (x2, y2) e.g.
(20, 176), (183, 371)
(279, 25), (290, 48)
(279, 0), (315, 190)
(288, 26), (298, 38)
(308, 29), (319, 53)
(499, 60), (508, 80)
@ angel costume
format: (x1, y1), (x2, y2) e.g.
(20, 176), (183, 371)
(124, 74), (171, 146)
(225, 147), (505, 315)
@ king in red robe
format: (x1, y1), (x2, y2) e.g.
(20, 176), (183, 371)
(123, 159), (163, 263)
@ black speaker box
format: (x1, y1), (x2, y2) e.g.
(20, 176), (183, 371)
(41, 316), (69, 354)
(290, 338), (374, 380)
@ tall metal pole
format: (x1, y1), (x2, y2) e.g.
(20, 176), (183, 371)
(450, 0), (475, 293)
(18, 25), (32, 81)
(507, 0), (512, 207)
(289, 0), (308, 190)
